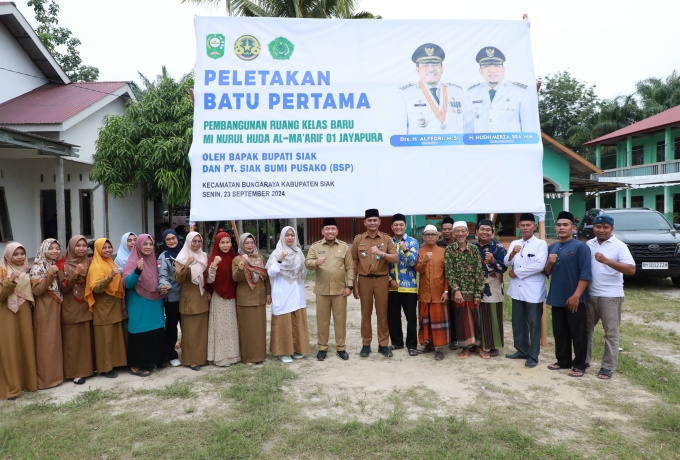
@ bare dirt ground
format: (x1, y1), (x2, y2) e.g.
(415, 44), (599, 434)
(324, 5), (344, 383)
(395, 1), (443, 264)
(17, 280), (669, 454)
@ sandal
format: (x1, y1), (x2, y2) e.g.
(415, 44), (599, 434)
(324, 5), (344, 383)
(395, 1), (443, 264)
(597, 368), (613, 380)
(408, 349), (419, 357)
(449, 343), (459, 350)
(547, 363), (568, 370)
(73, 378), (86, 385)
(129, 369), (151, 377)
(390, 345), (404, 350)
(569, 367), (585, 378)
(459, 348), (469, 359)
(475, 347), (490, 360)
(488, 349), (499, 357)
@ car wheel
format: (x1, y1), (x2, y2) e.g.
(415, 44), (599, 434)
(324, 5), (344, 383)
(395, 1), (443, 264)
(672, 277), (680, 288)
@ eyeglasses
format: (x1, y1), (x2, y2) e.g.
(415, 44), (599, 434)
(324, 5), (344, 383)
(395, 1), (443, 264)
(165, 237), (177, 242)
(423, 233), (438, 237)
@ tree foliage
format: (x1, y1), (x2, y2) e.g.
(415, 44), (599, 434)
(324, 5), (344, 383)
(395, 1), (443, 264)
(182, 0), (381, 18)
(28, 0), (99, 82)
(635, 70), (680, 118)
(91, 68), (194, 206)
(538, 70), (599, 151)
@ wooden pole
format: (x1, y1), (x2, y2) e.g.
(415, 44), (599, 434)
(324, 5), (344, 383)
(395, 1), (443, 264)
(539, 219), (548, 347)
(231, 220), (239, 243)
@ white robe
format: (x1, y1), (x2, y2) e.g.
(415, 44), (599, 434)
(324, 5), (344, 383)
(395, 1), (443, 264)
(267, 262), (306, 316)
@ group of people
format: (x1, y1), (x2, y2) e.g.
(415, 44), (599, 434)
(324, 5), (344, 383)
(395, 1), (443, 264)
(308, 209), (633, 382)
(0, 225), (310, 400)
(0, 207), (633, 400)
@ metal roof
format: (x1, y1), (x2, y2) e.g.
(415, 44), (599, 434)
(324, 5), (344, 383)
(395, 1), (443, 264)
(584, 104), (680, 146)
(0, 125), (79, 156)
(541, 132), (602, 176)
(0, 2), (70, 84)
(0, 82), (130, 124)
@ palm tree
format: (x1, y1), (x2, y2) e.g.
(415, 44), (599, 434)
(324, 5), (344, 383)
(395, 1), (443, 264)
(182, 0), (380, 18)
(635, 70), (680, 117)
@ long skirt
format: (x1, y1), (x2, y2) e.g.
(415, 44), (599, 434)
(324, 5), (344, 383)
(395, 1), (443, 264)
(93, 322), (127, 373)
(180, 312), (208, 366)
(479, 301), (505, 350)
(62, 321), (94, 379)
(453, 300), (483, 348)
(418, 302), (450, 348)
(127, 327), (167, 368)
(33, 301), (63, 389)
(0, 302), (37, 399)
(237, 304), (266, 364)
(270, 308), (310, 357)
(208, 295), (241, 366)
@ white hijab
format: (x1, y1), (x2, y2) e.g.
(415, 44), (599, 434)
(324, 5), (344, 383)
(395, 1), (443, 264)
(175, 231), (208, 295)
(266, 226), (307, 284)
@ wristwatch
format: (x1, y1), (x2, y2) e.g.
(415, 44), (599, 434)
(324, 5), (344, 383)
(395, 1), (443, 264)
(347, 286), (353, 290)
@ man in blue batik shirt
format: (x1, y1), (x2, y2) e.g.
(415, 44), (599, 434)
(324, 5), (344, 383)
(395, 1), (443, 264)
(545, 211), (592, 378)
(388, 213), (419, 353)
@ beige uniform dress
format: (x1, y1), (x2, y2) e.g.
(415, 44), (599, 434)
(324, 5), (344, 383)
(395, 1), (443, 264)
(91, 277), (127, 373)
(0, 280), (37, 399)
(175, 262), (210, 366)
(31, 271), (64, 389)
(232, 255), (271, 363)
(61, 276), (94, 379)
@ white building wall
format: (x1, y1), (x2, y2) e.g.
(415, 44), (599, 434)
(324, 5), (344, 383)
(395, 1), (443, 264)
(0, 20), (46, 103)
(59, 98), (127, 165)
(0, 156), (153, 258)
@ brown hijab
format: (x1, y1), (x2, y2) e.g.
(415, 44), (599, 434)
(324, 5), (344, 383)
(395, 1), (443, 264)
(57, 235), (90, 303)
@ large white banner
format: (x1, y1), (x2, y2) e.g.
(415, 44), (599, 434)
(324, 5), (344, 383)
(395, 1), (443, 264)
(189, 16), (545, 221)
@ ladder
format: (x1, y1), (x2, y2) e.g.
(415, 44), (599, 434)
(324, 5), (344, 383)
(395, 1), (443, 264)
(544, 204), (556, 239)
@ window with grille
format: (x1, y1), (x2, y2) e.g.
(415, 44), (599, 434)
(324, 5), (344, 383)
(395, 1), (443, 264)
(632, 145), (644, 166)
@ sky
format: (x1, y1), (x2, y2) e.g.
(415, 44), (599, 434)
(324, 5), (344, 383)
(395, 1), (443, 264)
(12, 0), (680, 100)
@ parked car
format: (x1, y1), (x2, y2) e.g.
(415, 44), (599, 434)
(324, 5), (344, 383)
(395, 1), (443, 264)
(577, 208), (680, 286)
(162, 206), (190, 231)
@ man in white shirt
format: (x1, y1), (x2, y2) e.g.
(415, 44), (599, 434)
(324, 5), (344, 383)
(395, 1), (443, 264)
(585, 214), (635, 380)
(504, 213), (547, 368)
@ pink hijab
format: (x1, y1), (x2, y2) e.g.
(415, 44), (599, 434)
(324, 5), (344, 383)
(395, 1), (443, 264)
(122, 234), (163, 301)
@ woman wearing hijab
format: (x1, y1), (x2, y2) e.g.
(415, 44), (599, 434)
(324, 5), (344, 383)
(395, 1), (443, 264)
(124, 234), (167, 376)
(30, 238), (64, 389)
(114, 232), (137, 270)
(0, 243), (37, 400)
(175, 231), (210, 370)
(266, 226), (310, 363)
(60, 235), (93, 384)
(84, 238), (127, 378)
(233, 233), (271, 365)
(158, 229), (183, 367)
(206, 231), (240, 367)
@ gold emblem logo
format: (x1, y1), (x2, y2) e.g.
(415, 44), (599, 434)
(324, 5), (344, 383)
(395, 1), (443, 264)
(425, 47), (434, 56)
(486, 48), (495, 58)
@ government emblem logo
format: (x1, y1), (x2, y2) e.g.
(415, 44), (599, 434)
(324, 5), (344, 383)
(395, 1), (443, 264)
(206, 34), (225, 60)
(234, 35), (261, 61)
(268, 36), (294, 60)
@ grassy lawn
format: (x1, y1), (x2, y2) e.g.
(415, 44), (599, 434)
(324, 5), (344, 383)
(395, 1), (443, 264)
(1, 280), (679, 459)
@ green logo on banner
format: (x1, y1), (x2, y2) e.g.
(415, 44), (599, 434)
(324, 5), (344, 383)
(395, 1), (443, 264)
(268, 36), (294, 60)
(206, 34), (225, 60)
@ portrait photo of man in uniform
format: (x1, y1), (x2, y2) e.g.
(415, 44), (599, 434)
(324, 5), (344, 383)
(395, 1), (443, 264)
(466, 46), (538, 134)
(399, 43), (466, 134)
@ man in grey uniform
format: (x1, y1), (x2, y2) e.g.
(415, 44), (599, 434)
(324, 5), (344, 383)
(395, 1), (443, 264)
(466, 46), (538, 133)
(399, 43), (466, 134)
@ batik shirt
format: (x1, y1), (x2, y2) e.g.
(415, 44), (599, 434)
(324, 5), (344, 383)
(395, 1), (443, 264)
(473, 239), (507, 303)
(389, 234), (419, 293)
(444, 241), (484, 301)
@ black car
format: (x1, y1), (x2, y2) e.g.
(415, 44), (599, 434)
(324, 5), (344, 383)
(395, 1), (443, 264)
(578, 208), (680, 286)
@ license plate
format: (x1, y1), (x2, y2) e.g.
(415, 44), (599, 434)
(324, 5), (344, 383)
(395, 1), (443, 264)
(642, 262), (668, 269)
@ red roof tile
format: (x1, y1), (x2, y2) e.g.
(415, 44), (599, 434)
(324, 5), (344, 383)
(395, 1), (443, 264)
(0, 82), (129, 125)
(584, 104), (680, 146)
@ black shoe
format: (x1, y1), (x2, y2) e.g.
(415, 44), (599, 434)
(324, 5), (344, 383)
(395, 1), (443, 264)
(360, 345), (371, 357)
(190, 365), (201, 371)
(505, 352), (528, 359)
(378, 346), (393, 358)
(525, 360), (538, 368)
(435, 350), (445, 361)
(336, 350), (349, 360)
(102, 370), (118, 378)
(317, 350), (327, 361)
